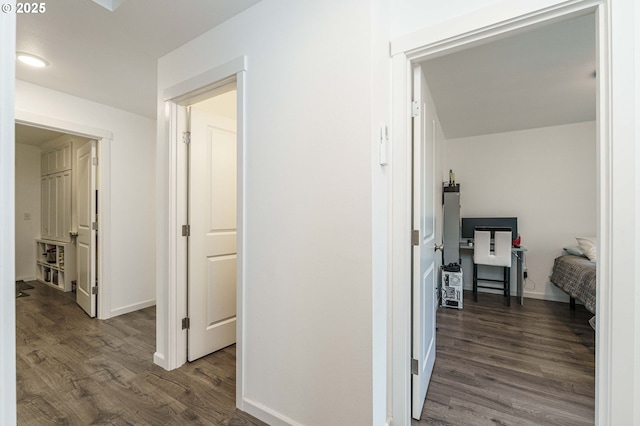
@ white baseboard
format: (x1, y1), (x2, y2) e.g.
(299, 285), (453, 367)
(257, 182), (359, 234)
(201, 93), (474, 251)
(242, 396), (302, 426)
(106, 298), (156, 319)
(153, 352), (168, 370)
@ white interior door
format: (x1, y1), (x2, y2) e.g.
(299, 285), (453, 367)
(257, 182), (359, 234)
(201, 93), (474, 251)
(76, 140), (97, 317)
(412, 65), (437, 419)
(187, 102), (237, 361)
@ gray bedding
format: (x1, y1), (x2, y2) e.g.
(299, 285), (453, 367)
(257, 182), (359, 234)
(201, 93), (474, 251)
(550, 254), (596, 314)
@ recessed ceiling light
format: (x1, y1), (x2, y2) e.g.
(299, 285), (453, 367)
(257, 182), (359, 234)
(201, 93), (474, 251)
(16, 52), (49, 68)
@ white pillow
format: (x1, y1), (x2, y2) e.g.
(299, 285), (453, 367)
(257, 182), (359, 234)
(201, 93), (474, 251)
(576, 237), (597, 262)
(563, 246), (585, 257)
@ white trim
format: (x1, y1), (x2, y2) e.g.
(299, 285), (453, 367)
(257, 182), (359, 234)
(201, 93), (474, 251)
(595, 3), (612, 420)
(163, 56), (247, 102)
(0, 4), (16, 423)
(390, 2), (610, 425)
(241, 397), (303, 426)
(15, 110), (113, 140)
(14, 111), (112, 321)
(235, 70), (246, 412)
(108, 298), (156, 318)
(160, 55), (253, 419)
(153, 352), (167, 370)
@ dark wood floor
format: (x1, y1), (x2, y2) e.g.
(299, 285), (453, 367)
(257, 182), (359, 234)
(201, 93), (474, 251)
(17, 282), (594, 425)
(415, 291), (595, 426)
(16, 281), (266, 426)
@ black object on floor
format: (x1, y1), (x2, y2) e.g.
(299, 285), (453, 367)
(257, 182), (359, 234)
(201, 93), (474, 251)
(16, 281), (35, 291)
(16, 281), (34, 298)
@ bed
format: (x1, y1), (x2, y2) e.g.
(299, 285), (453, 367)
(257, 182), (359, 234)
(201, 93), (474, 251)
(550, 254), (596, 324)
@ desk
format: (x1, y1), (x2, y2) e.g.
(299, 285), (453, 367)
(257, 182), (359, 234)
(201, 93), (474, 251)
(459, 244), (527, 305)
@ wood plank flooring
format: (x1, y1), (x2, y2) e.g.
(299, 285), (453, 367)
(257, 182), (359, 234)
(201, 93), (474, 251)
(17, 281), (594, 425)
(16, 281), (266, 426)
(414, 291), (595, 426)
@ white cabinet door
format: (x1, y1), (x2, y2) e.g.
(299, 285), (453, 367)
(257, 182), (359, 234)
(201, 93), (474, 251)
(187, 106), (237, 361)
(41, 153), (48, 175)
(41, 176), (51, 239)
(47, 150), (56, 174)
(54, 170), (71, 241)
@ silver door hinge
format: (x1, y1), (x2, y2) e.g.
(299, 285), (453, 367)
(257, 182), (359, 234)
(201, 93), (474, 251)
(181, 225), (190, 237)
(182, 317), (190, 330)
(412, 229), (419, 246)
(92, 157), (98, 166)
(183, 131), (191, 144)
(411, 358), (419, 375)
(92, 286), (98, 295)
(411, 101), (420, 118)
(92, 222), (98, 231)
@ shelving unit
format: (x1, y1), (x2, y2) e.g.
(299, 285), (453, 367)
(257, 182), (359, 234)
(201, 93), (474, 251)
(35, 239), (76, 292)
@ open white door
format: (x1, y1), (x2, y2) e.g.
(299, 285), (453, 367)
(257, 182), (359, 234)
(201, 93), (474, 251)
(412, 65), (437, 419)
(187, 99), (237, 361)
(76, 140), (97, 317)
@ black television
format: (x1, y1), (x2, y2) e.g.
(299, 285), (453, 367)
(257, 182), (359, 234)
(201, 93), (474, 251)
(461, 217), (518, 240)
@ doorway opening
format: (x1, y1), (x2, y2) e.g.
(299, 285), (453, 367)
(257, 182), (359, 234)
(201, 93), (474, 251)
(391, 3), (608, 425)
(160, 56), (246, 410)
(185, 85), (238, 362)
(14, 119), (107, 319)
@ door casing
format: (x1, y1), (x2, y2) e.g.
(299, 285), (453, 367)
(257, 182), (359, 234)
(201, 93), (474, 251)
(15, 112), (110, 320)
(390, 2), (611, 425)
(161, 56), (247, 412)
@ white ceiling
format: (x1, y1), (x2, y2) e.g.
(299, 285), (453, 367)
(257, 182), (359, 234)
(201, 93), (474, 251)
(16, 4), (595, 138)
(16, 0), (261, 119)
(419, 13), (596, 139)
(15, 124), (65, 146)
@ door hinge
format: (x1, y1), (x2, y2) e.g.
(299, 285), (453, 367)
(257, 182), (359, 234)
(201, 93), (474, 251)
(91, 222), (98, 231)
(411, 358), (419, 375)
(181, 225), (190, 237)
(412, 229), (420, 246)
(183, 131), (191, 144)
(92, 157), (98, 166)
(411, 101), (420, 118)
(182, 317), (190, 330)
(91, 286), (98, 295)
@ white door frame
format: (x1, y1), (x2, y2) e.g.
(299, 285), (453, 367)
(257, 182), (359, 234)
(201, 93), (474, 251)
(160, 56), (246, 410)
(15, 111), (111, 320)
(390, 2), (612, 425)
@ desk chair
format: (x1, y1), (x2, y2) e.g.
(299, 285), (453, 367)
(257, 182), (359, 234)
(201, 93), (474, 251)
(473, 229), (512, 306)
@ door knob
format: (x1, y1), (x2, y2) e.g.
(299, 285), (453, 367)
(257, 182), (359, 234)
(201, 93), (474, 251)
(434, 243), (444, 252)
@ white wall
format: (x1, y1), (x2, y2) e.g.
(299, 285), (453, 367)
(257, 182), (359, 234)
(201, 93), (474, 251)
(390, 0), (502, 38)
(157, 1), (386, 424)
(445, 121), (596, 301)
(15, 144), (41, 281)
(0, 4), (16, 423)
(15, 80), (157, 319)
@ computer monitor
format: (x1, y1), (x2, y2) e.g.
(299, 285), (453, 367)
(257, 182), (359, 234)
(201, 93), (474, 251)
(461, 217), (518, 240)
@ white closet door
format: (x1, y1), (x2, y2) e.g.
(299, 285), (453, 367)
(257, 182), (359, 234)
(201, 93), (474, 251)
(188, 106), (237, 362)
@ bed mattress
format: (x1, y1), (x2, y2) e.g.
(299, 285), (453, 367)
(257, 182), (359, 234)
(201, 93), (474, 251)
(550, 254), (596, 314)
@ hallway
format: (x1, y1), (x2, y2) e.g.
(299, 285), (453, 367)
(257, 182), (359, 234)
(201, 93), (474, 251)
(16, 281), (265, 425)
